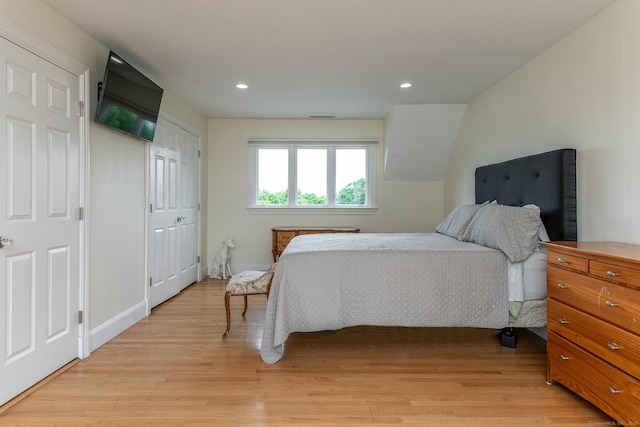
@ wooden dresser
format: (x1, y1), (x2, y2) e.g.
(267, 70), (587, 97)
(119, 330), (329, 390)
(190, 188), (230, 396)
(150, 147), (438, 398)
(544, 241), (640, 424)
(271, 227), (360, 261)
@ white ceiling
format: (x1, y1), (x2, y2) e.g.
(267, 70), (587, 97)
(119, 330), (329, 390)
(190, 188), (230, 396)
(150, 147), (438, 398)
(43, 0), (615, 120)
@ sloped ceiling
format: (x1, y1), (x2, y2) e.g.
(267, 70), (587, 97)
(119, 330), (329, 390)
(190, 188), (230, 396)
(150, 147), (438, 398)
(384, 105), (466, 181)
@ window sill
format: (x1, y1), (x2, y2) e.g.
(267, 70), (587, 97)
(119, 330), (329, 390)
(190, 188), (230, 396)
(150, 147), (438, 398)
(247, 207), (377, 215)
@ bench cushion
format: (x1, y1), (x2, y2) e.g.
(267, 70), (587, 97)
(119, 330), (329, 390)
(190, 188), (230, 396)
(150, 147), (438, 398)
(226, 270), (273, 295)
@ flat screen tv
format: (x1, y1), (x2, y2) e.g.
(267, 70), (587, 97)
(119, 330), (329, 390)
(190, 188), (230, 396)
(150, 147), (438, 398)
(95, 51), (163, 142)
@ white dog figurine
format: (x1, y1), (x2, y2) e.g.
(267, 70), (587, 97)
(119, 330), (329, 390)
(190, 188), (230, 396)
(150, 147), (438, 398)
(211, 239), (235, 279)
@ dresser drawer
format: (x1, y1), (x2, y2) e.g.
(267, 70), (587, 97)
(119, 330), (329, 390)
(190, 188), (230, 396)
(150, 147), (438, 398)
(547, 250), (588, 273)
(272, 227), (360, 261)
(548, 299), (640, 379)
(590, 260), (640, 289)
(548, 333), (640, 425)
(276, 231), (296, 252)
(548, 267), (640, 333)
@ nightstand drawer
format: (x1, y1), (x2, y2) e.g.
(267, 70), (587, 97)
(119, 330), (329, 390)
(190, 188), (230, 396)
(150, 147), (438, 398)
(548, 267), (640, 333)
(547, 250), (588, 272)
(548, 299), (640, 379)
(590, 260), (640, 288)
(548, 333), (640, 425)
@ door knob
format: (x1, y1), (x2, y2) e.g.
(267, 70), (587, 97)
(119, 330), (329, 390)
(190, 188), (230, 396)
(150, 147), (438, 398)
(0, 236), (13, 249)
(176, 216), (186, 223)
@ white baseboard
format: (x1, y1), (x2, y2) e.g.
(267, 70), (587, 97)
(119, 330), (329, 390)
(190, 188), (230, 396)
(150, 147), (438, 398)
(88, 301), (146, 352)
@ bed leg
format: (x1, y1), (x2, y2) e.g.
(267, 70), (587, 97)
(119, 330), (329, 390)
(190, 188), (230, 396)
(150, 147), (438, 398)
(499, 327), (517, 348)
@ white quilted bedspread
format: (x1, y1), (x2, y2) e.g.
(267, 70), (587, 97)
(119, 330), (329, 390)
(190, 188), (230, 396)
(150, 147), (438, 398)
(260, 233), (509, 363)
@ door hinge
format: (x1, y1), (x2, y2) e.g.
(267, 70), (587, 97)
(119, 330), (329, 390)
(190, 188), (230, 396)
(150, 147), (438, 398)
(78, 101), (85, 117)
(149, 203), (153, 213)
(197, 255), (200, 263)
(149, 277), (152, 287)
(77, 310), (83, 324)
(78, 207), (84, 220)
(198, 150), (201, 158)
(198, 203), (200, 211)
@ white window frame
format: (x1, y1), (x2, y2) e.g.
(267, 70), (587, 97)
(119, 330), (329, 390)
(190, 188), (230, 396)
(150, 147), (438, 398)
(247, 139), (377, 214)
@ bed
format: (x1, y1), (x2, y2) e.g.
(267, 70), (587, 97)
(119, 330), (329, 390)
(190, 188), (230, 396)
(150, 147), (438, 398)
(261, 148), (577, 363)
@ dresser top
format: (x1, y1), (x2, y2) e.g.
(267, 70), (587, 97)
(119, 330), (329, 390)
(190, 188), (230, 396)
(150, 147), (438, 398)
(272, 227), (359, 231)
(544, 241), (640, 264)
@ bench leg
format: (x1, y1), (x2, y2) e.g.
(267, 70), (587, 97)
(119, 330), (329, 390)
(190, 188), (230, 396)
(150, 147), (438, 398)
(242, 295), (248, 315)
(223, 291), (231, 338)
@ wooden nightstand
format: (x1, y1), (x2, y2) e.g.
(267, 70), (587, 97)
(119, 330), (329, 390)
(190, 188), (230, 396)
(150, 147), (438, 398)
(543, 241), (640, 424)
(271, 227), (360, 261)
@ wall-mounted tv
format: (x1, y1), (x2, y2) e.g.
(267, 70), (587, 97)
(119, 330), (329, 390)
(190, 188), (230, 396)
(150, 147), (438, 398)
(95, 51), (163, 142)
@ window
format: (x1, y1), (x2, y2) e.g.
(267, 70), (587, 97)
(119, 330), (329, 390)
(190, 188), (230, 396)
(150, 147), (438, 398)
(248, 139), (377, 213)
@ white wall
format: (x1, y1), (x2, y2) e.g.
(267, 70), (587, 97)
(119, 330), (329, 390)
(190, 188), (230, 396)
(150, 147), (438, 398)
(0, 1), (208, 345)
(445, 0), (640, 245)
(208, 119), (444, 270)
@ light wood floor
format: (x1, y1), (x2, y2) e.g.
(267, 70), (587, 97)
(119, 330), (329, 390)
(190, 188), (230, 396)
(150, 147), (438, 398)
(1, 278), (614, 426)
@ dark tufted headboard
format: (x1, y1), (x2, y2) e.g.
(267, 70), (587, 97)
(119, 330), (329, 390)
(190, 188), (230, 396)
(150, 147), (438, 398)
(475, 149), (577, 241)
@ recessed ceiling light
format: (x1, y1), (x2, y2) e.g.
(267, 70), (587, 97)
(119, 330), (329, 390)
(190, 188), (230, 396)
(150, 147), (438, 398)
(400, 82), (413, 89)
(236, 83), (249, 89)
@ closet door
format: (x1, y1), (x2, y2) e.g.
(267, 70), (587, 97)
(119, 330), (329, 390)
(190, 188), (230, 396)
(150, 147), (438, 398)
(178, 128), (199, 289)
(0, 36), (81, 405)
(148, 119), (180, 308)
(148, 118), (199, 308)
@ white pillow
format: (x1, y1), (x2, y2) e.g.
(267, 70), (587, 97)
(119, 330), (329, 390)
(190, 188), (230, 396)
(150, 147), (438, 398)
(523, 204), (550, 242)
(436, 202), (488, 240)
(462, 204), (542, 262)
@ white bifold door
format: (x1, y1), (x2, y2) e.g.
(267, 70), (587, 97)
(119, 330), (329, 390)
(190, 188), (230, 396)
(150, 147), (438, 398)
(0, 37), (81, 405)
(148, 118), (199, 309)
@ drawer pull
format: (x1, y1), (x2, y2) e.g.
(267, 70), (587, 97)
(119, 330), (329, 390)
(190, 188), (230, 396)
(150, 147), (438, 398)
(608, 386), (621, 394)
(605, 300), (619, 308)
(557, 258), (567, 263)
(556, 283), (568, 289)
(558, 318), (569, 325)
(559, 354), (570, 360)
(607, 343), (621, 350)
(606, 270), (619, 277)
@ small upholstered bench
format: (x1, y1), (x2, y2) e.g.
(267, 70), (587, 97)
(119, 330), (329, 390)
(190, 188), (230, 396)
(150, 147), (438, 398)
(222, 266), (275, 338)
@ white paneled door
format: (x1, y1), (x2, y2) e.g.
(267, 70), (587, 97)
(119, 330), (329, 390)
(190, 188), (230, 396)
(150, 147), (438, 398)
(177, 125), (199, 289)
(0, 37), (81, 405)
(148, 118), (199, 308)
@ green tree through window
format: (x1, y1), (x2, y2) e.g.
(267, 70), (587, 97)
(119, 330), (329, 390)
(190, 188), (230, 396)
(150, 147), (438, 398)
(297, 189), (326, 205)
(250, 142), (375, 210)
(258, 189), (288, 205)
(258, 178), (365, 206)
(336, 178), (366, 205)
